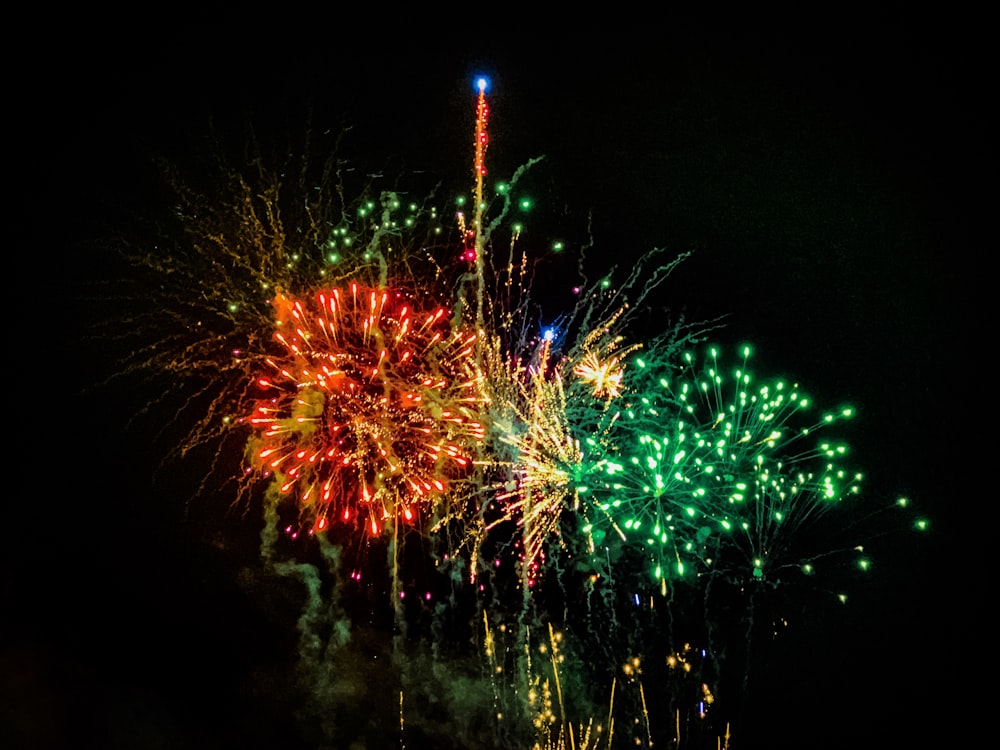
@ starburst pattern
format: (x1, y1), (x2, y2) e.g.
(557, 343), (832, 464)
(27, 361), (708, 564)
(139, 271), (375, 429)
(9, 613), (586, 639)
(578, 345), (866, 595)
(245, 283), (485, 536)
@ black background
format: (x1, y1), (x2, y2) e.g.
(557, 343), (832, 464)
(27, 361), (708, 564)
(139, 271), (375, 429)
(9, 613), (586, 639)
(8, 13), (987, 749)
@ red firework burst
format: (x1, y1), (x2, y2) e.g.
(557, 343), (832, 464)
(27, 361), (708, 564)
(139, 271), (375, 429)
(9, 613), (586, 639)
(245, 282), (485, 536)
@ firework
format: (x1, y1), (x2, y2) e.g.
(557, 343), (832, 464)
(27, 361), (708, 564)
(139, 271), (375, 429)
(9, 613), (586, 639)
(92, 119), (463, 497)
(87, 73), (927, 750)
(244, 283), (486, 537)
(577, 344), (867, 597)
(471, 228), (701, 583)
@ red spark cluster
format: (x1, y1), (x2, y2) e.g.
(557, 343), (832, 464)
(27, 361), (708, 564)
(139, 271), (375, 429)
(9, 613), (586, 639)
(245, 283), (485, 536)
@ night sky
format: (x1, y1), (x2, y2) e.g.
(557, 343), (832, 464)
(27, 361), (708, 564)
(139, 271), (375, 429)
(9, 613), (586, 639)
(9, 15), (987, 750)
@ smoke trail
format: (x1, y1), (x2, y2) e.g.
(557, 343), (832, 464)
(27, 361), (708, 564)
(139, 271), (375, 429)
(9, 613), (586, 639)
(259, 485), (354, 744)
